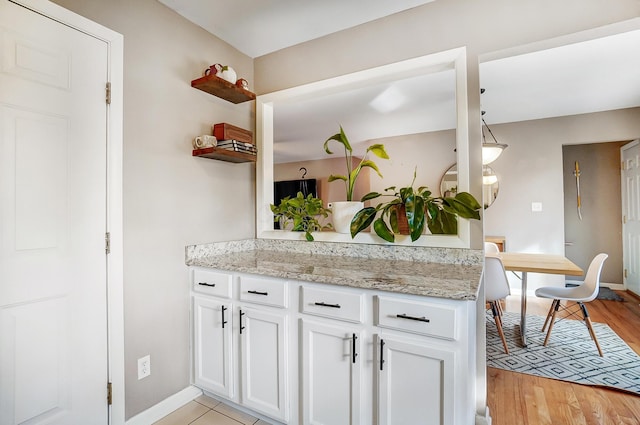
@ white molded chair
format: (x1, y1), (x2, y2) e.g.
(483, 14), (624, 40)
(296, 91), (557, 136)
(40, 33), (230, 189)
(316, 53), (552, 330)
(485, 256), (512, 354)
(484, 241), (500, 254)
(534, 253), (608, 357)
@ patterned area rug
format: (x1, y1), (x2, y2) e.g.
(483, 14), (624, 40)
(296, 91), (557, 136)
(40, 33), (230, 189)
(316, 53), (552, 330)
(486, 312), (640, 394)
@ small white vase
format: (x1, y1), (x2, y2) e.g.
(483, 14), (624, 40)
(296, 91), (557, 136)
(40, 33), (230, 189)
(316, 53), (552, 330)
(220, 66), (237, 84)
(329, 201), (364, 234)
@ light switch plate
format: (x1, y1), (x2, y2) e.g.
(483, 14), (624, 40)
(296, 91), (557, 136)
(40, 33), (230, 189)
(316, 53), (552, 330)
(531, 202), (543, 212)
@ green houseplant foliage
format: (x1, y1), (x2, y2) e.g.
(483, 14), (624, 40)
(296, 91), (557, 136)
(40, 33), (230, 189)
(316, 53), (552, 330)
(270, 192), (332, 241)
(323, 126), (390, 201)
(350, 170), (481, 242)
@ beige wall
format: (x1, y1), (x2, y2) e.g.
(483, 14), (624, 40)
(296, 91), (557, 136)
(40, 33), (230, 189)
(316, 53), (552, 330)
(51, 0), (254, 418)
(563, 141), (628, 285)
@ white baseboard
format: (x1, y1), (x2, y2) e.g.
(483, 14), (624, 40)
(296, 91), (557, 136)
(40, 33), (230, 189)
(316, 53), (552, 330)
(125, 385), (203, 425)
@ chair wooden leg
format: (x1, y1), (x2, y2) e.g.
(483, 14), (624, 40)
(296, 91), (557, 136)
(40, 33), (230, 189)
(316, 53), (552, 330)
(579, 302), (603, 357)
(491, 301), (509, 354)
(543, 300), (561, 346)
(541, 299), (558, 332)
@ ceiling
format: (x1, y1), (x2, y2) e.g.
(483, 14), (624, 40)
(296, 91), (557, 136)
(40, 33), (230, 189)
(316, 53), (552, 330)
(158, 1), (640, 162)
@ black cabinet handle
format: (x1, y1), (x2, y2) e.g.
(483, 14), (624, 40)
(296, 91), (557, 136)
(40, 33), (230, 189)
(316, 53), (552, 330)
(396, 313), (430, 323)
(380, 339), (385, 371)
(352, 333), (358, 364)
(239, 309), (245, 334)
(198, 282), (215, 287)
(221, 305), (227, 328)
(314, 302), (341, 309)
(248, 290), (268, 296)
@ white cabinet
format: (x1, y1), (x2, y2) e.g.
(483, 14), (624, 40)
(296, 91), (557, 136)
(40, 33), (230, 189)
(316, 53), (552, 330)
(191, 269), (290, 423)
(239, 306), (289, 422)
(376, 335), (455, 425)
(190, 267), (476, 425)
(301, 319), (364, 425)
(193, 295), (233, 398)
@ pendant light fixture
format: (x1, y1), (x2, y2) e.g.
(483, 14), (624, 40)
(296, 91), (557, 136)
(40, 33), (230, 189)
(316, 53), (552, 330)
(481, 89), (508, 165)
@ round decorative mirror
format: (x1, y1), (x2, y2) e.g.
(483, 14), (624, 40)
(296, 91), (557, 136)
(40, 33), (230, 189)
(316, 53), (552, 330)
(440, 163), (499, 208)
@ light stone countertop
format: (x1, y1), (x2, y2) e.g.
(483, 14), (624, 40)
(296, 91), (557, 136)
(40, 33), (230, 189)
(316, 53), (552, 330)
(186, 239), (483, 301)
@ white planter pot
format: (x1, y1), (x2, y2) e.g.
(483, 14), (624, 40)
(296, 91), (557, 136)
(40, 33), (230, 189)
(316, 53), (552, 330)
(329, 201), (364, 234)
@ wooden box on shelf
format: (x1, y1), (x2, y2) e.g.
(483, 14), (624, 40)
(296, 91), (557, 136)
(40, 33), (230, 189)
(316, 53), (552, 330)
(191, 74), (256, 104)
(213, 123), (253, 144)
(192, 147), (256, 164)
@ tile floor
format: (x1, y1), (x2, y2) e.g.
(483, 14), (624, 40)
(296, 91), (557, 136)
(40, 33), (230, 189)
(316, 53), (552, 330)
(153, 395), (271, 425)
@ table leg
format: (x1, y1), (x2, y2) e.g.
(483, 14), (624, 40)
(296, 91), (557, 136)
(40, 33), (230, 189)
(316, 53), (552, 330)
(520, 271), (528, 347)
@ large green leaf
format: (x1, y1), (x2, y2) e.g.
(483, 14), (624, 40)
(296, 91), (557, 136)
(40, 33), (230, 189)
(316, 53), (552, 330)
(373, 218), (395, 243)
(323, 126), (353, 154)
(366, 143), (390, 159)
(350, 207), (377, 238)
(427, 209), (458, 234)
(406, 195), (425, 241)
(361, 192), (382, 202)
(356, 159), (384, 178)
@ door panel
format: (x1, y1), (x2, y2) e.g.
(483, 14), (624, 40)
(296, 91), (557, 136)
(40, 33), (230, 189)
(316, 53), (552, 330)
(0, 1), (109, 423)
(622, 140), (640, 295)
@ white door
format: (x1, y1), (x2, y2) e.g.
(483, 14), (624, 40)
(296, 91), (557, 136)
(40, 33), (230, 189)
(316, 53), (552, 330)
(239, 307), (289, 422)
(193, 296), (234, 398)
(377, 335), (454, 425)
(621, 140), (640, 296)
(301, 319), (362, 425)
(0, 1), (110, 424)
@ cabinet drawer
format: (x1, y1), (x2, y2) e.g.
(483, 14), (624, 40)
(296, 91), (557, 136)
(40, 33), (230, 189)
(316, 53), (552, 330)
(192, 269), (232, 299)
(300, 285), (363, 323)
(375, 296), (458, 340)
(239, 275), (288, 308)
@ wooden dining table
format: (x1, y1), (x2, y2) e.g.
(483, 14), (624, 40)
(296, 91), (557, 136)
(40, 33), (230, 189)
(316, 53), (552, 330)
(486, 252), (583, 347)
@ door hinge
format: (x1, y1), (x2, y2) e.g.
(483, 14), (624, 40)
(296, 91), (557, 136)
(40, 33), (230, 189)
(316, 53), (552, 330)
(621, 160), (625, 171)
(105, 232), (111, 254)
(106, 82), (111, 105)
(107, 382), (112, 405)
(623, 215), (627, 224)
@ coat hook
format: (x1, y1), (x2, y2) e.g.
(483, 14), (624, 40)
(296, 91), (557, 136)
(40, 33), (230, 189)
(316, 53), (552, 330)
(300, 167), (307, 179)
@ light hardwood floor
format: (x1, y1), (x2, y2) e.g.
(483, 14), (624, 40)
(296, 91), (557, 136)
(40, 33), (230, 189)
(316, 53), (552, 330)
(488, 290), (640, 425)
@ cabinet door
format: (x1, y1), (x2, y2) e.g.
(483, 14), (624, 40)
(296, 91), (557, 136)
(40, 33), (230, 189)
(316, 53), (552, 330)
(376, 335), (454, 425)
(193, 296), (233, 398)
(239, 307), (289, 422)
(301, 319), (362, 425)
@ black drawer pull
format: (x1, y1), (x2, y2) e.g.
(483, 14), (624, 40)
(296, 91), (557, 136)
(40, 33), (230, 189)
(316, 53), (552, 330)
(198, 282), (215, 287)
(352, 333), (358, 364)
(380, 339), (385, 371)
(221, 305), (227, 328)
(248, 290), (268, 296)
(314, 302), (341, 309)
(239, 310), (245, 334)
(396, 313), (430, 323)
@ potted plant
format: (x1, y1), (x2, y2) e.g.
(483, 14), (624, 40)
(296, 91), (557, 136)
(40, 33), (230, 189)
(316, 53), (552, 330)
(350, 169), (481, 242)
(324, 125), (389, 233)
(270, 192), (332, 241)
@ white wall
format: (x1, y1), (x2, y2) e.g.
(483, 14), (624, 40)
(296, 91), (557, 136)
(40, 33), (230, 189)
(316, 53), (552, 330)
(51, 0), (254, 418)
(483, 108), (640, 290)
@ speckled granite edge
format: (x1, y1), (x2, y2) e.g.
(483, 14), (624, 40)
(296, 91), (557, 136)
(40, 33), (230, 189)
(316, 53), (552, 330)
(186, 238), (483, 265)
(185, 239), (483, 301)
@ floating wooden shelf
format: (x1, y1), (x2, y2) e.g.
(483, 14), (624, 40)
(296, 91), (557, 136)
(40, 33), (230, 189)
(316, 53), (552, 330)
(191, 74), (256, 104)
(192, 147), (257, 163)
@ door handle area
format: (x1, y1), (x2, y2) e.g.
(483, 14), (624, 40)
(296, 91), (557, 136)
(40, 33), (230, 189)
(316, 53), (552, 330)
(352, 333), (358, 364)
(379, 338), (385, 371)
(221, 305), (227, 328)
(239, 309), (245, 334)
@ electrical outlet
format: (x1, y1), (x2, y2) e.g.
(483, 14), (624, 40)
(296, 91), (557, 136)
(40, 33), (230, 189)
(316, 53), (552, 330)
(138, 355), (151, 380)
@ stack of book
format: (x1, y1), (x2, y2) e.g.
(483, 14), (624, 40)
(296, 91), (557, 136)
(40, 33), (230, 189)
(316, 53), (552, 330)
(216, 139), (257, 156)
